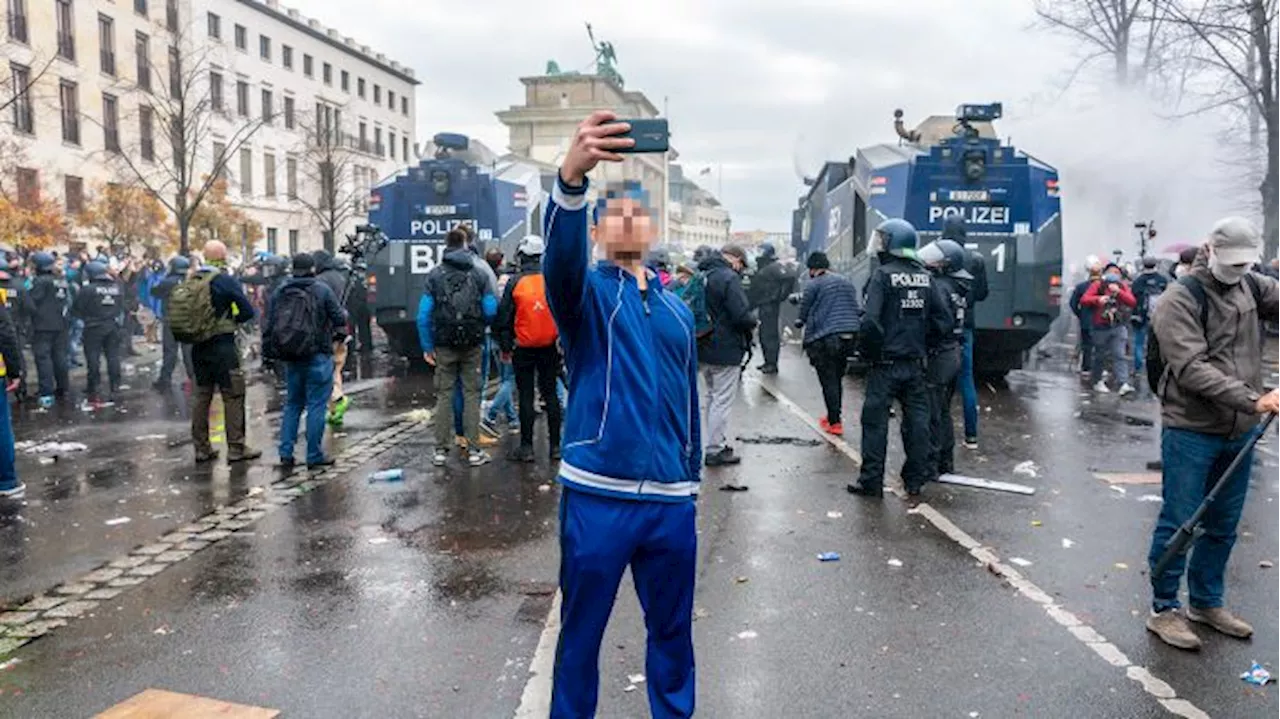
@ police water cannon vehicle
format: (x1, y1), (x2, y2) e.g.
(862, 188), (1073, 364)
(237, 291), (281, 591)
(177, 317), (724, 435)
(792, 102), (1063, 377)
(366, 132), (533, 358)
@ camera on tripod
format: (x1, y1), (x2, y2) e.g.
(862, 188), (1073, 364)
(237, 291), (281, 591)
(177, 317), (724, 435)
(340, 224), (389, 267)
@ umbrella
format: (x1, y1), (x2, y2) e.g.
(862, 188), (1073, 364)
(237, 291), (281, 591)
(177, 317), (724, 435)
(1161, 242), (1194, 256)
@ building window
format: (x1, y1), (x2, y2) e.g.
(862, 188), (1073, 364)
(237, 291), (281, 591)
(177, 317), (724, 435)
(266, 227), (277, 253)
(212, 140), (226, 180)
(358, 121), (366, 151)
(402, 136), (408, 160)
(98, 14), (115, 76)
(15, 167), (38, 207)
(209, 70), (223, 111)
(340, 70), (349, 92)
(236, 79), (248, 117)
(281, 45), (292, 70)
(288, 229), (298, 254)
(239, 147), (252, 195)
(10, 63), (33, 134)
(302, 54), (313, 78)
(55, 0), (74, 61)
(59, 79), (79, 144)
(234, 24), (246, 51)
(261, 88), (272, 123)
(207, 12), (220, 39)
(264, 153), (276, 197)
(388, 90), (395, 110)
(286, 156), (297, 199)
(8, 0), (28, 43)
(259, 35), (270, 61)
(283, 95), (294, 129)
(373, 84), (381, 104)
(135, 32), (150, 92)
(401, 96), (409, 116)
(168, 45), (181, 97)
(133, 0), (146, 17)
(357, 77), (365, 98)
(374, 127), (382, 157)
(165, 0), (177, 32)
(322, 62), (332, 86)
(102, 93), (119, 153)
(64, 175), (83, 215)
(389, 131), (395, 160)
(139, 104), (154, 161)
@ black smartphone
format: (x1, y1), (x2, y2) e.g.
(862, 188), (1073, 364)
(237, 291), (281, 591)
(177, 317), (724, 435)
(608, 118), (669, 154)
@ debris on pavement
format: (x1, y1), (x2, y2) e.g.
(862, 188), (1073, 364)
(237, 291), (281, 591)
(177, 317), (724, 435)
(1260, 560), (1274, 569)
(622, 684), (638, 693)
(1113, 562), (1129, 570)
(1241, 662), (1272, 686)
(1013, 461), (1039, 478)
(826, 510), (843, 519)
(736, 434), (822, 447)
(367, 537), (391, 545)
(397, 409), (432, 422)
(134, 434), (168, 441)
(1109, 486), (1127, 495)
(37, 457), (55, 465)
(153, 625), (170, 635)
(0, 657), (20, 670)
(1061, 538), (1076, 549)
(1009, 557), (1033, 567)
(735, 630), (758, 640)
(368, 468), (405, 483)
(627, 674), (646, 684)
(734, 576), (749, 584)
(886, 558), (904, 568)
(1138, 494), (1162, 503)
(1030, 520), (1042, 527)
(719, 483), (749, 492)
(25, 442), (88, 455)
(104, 517), (131, 526)
(817, 552), (841, 562)
(537, 484), (552, 493)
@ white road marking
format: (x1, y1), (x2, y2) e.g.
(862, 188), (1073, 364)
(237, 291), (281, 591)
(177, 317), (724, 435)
(514, 592), (560, 718)
(753, 377), (1212, 719)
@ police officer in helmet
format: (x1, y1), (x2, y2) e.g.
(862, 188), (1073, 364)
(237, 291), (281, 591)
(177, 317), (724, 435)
(917, 239), (971, 480)
(71, 260), (125, 402)
(24, 251), (72, 406)
(848, 219), (953, 498)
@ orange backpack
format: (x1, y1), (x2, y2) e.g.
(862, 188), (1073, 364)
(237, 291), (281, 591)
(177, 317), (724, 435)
(514, 274), (558, 348)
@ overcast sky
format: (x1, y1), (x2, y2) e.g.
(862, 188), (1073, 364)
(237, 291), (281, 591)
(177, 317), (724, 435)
(304, 0), (1236, 254)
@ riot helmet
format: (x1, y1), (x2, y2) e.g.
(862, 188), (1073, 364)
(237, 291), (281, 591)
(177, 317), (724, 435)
(936, 239), (973, 279)
(874, 219), (919, 258)
(169, 256), (191, 274)
(84, 261), (108, 280)
(32, 251), (55, 272)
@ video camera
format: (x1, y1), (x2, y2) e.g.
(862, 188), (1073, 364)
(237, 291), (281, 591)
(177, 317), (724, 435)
(340, 224), (390, 268)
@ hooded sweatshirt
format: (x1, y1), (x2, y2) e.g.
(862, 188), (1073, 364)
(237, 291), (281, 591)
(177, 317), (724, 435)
(414, 248), (497, 353)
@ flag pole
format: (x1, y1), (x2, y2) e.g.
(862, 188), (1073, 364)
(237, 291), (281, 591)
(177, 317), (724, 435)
(662, 95), (671, 247)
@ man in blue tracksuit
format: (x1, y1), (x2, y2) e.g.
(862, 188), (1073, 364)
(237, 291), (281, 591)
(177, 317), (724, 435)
(546, 111), (701, 719)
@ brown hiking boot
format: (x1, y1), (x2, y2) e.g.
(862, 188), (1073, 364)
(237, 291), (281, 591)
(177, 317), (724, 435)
(1186, 606), (1253, 639)
(1146, 610), (1202, 650)
(227, 447), (263, 463)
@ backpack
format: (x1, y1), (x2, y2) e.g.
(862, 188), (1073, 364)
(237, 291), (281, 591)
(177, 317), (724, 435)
(265, 284), (323, 362)
(1146, 273), (1262, 391)
(432, 264), (485, 348)
(678, 271), (713, 339)
(513, 273), (558, 348)
(167, 271), (221, 344)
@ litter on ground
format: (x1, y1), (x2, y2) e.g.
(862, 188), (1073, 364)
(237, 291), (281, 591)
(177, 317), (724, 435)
(1009, 557), (1033, 567)
(887, 558), (904, 568)
(104, 517), (131, 526)
(1013, 461), (1039, 478)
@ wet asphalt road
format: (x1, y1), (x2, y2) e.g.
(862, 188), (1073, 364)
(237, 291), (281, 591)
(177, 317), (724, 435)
(0, 343), (1276, 718)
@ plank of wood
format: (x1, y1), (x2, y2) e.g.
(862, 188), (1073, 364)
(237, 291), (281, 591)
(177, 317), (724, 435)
(94, 688), (280, 719)
(937, 473), (1037, 495)
(1094, 472), (1162, 485)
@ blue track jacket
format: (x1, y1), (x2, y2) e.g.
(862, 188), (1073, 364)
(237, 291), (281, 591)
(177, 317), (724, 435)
(544, 176), (701, 502)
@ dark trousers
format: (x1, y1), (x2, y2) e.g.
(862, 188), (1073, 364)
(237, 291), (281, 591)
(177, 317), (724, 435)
(32, 328), (69, 397)
(858, 359), (930, 491)
(353, 308), (373, 351)
(1078, 323), (1093, 373)
(191, 337), (248, 456)
(158, 321), (194, 384)
(514, 345), (562, 450)
(926, 346), (962, 477)
(83, 324), (122, 397)
(806, 333), (854, 425)
(758, 303), (781, 369)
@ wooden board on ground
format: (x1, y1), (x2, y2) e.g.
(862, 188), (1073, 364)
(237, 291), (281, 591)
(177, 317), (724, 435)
(1094, 472), (1162, 485)
(937, 473), (1036, 495)
(95, 688), (280, 719)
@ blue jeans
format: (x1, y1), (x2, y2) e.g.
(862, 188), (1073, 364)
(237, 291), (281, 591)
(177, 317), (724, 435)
(959, 329), (978, 439)
(0, 389), (17, 492)
(1131, 324), (1148, 372)
(486, 358), (517, 424)
(279, 354), (335, 465)
(1091, 325), (1131, 385)
(1148, 426), (1258, 613)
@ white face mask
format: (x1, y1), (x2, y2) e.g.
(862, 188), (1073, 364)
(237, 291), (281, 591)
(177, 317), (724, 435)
(1209, 249), (1250, 285)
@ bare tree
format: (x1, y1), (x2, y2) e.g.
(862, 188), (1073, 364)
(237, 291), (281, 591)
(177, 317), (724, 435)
(1167, 0), (1279, 258)
(292, 112), (369, 253)
(1035, 0), (1179, 87)
(0, 51), (57, 118)
(108, 28), (268, 253)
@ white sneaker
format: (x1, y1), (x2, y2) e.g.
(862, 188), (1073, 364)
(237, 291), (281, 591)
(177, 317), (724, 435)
(1094, 381), (1111, 394)
(1118, 383), (1135, 397)
(0, 483), (26, 499)
(433, 449), (448, 467)
(468, 449), (492, 467)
